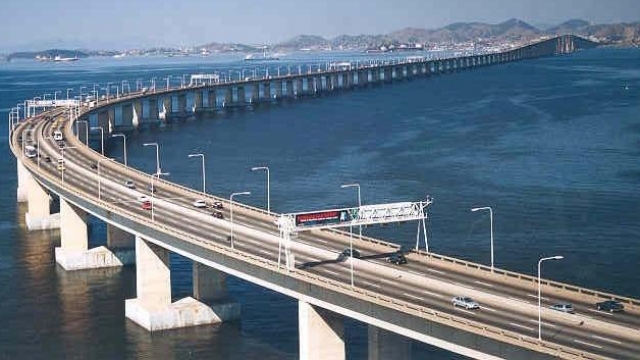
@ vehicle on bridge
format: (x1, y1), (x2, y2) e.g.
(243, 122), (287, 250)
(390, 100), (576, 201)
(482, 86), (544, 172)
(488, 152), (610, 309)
(211, 210), (224, 219)
(210, 201), (223, 209)
(124, 180), (135, 189)
(53, 130), (63, 141)
(387, 251), (408, 265)
(452, 296), (480, 310)
(550, 303), (575, 313)
(141, 201), (152, 210)
(596, 300), (624, 312)
(24, 145), (37, 158)
(337, 248), (361, 262)
(193, 199), (207, 208)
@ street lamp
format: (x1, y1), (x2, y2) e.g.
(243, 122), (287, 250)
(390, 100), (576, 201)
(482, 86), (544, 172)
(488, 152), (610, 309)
(66, 88), (73, 100)
(538, 255), (564, 341)
(59, 146), (77, 184)
(97, 157), (115, 200)
(229, 191), (251, 249)
(143, 142), (161, 175)
(111, 133), (127, 166)
(341, 183), (361, 237)
(76, 120), (89, 145)
(251, 166), (270, 213)
(54, 91), (61, 101)
(150, 172), (170, 222)
(188, 153), (206, 194)
(91, 126), (104, 155)
(471, 206), (494, 271)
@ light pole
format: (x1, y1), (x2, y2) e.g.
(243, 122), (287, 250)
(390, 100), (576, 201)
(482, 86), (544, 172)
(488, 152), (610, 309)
(59, 146), (77, 184)
(538, 255), (563, 341)
(341, 183), (362, 237)
(97, 157), (114, 200)
(229, 191), (251, 249)
(76, 120), (89, 145)
(91, 126), (104, 155)
(150, 172), (170, 222)
(111, 133), (127, 166)
(66, 88), (73, 100)
(143, 142), (161, 175)
(251, 166), (270, 213)
(188, 153), (206, 194)
(471, 206), (494, 271)
(54, 91), (61, 101)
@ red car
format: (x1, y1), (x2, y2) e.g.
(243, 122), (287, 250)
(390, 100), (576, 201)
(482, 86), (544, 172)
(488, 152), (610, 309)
(142, 201), (152, 210)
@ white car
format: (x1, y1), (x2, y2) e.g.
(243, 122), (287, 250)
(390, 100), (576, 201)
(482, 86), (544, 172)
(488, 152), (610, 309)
(452, 296), (480, 309)
(137, 195), (150, 203)
(192, 199), (207, 208)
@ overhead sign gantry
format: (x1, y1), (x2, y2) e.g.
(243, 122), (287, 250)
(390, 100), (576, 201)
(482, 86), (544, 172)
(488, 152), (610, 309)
(276, 196), (433, 270)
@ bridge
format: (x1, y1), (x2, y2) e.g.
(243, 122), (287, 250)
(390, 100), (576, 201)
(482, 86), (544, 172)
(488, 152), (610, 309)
(10, 35), (640, 360)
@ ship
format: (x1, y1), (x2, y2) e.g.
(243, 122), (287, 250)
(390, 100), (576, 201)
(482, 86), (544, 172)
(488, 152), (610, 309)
(54, 55), (79, 62)
(244, 47), (280, 61)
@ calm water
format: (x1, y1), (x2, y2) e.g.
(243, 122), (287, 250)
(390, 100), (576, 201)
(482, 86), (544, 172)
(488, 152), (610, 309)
(1, 48), (639, 359)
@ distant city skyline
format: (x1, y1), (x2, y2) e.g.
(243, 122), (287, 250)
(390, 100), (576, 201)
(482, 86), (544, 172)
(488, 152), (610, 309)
(1, 0), (639, 51)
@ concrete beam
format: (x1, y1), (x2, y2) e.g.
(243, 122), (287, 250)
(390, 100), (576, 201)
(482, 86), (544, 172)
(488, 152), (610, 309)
(17, 159), (30, 202)
(160, 97), (171, 120)
(299, 301), (345, 360)
(132, 100), (142, 128)
(368, 326), (412, 360)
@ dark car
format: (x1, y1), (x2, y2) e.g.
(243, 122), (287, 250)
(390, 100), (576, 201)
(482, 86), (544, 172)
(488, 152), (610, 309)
(387, 251), (408, 265)
(337, 248), (361, 262)
(90, 162), (98, 169)
(44, 156), (51, 163)
(148, 184), (157, 193)
(211, 210), (224, 219)
(596, 300), (624, 312)
(211, 201), (224, 209)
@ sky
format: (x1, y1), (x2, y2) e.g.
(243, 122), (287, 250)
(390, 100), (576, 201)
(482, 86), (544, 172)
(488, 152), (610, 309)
(0, 0), (639, 51)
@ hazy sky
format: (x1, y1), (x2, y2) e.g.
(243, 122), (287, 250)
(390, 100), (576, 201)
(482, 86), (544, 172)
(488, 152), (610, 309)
(1, 0), (638, 51)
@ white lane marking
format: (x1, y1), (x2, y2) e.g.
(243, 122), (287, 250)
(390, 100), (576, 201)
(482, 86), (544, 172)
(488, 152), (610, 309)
(407, 270), (426, 277)
(509, 322), (535, 332)
(403, 293), (424, 302)
(508, 296), (531, 304)
(591, 335), (621, 345)
(480, 306), (497, 312)
(574, 339), (603, 349)
(258, 249), (271, 255)
(453, 307), (476, 316)
(420, 290), (444, 299)
(322, 270), (342, 277)
(587, 308), (614, 316)
(474, 280), (494, 288)
(529, 319), (556, 328)
(366, 282), (381, 288)
(527, 294), (549, 301)
(314, 238), (329, 244)
(426, 268), (445, 275)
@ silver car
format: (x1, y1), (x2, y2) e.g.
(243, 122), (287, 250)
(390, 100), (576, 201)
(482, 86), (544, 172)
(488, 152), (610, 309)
(550, 303), (575, 313)
(452, 296), (480, 309)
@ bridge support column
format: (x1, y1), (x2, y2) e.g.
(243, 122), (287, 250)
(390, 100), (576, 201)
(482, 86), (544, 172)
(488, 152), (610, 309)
(125, 236), (224, 331)
(299, 301), (345, 360)
(160, 96), (172, 120)
(250, 83), (259, 103)
(106, 224), (135, 265)
(207, 90), (217, 109)
(17, 159), (30, 202)
(192, 262), (241, 320)
(274, 81), (283, 99)
(121, 104), (134, 130)
(24, 167), (59, 230)
(97, 110), (110, 132)
(368, 326), (412, 360)
(223, 87), (232, 107)
(295, 78), (303, 96)
(177, 93), (187, 115)
(285, 80), (294, 97)
(148, 98), (158, 120)
(55, 198), (123, 270)
(194, 91), (203, 111)
(237, 86), (246, 104)
(132, 100), (142, 128)
(262, 82), (271, 100)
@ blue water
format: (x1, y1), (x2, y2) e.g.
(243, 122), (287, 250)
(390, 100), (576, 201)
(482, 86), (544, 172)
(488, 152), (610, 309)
(1, 48), (639, 359)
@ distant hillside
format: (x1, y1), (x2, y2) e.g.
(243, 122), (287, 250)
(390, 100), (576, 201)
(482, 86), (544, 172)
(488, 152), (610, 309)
(6, 49), (116, 60)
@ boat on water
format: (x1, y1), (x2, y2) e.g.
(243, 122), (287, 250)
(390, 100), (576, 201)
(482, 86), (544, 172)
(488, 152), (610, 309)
(245, 48), (279, 61)
(54, 55), (79, 62)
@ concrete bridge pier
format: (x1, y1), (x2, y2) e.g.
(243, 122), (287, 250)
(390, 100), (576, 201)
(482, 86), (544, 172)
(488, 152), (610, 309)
(194, 91), (203, 112)
(192, 262), (240, 318)
(55, 198), (124, 270)
(285, 80), (294, 98)
(22, 164), (59, 230)
(160, 97), (172, 120)
(148, 98), (158, 120)
(250, 83), (259, 103)
(121, 104), (134, 130)
(177, 93), (187, 115)
(237, 86), (246, 104)
(132, 100), (142, 128)
(329, 75), (338, 91)
(383, 68), (392, 82)
(207, 89), (217, 109)
(274, 81), (283, 99)
(223, 87), (232, 107)
(262, 82), (271, 100)
(299, 301), (345, 360)
(97, 109), (112, 133)
(295, 78), (303, 96)
(368, 326), (412, 360)
(125, 236), (229, 331)
(106, 224), (135, 264)
(17, 160), (30, 202)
